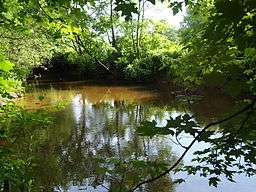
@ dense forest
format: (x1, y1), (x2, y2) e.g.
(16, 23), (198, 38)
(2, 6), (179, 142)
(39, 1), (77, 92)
(0, 0), (256, 192)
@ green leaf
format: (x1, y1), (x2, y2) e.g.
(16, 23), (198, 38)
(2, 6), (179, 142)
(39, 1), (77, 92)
(173, 178), (185, 184)
(37, 95), (45, 101)
(137, 120), (174, 137)
(115, 0), (138, 20)
(170, 2), (182, 15)
(157, 127), (175, 135)
(0, 60), (14, 72)
(183, 114), (192, 121)
(209, 177), (221, 187)
(166, 116), (182, 128)
(136, 121), (158, 137)
(244, 48), (256, 58)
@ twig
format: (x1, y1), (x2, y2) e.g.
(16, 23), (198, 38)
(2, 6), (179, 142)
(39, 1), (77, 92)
(236, 107), (255, 134)
(100, 184), (109, 190)
(36, 0), (54, 21)
(73, 33), (118, 76)
(175, 134), (188, 149)
(170, 138), (180, 146)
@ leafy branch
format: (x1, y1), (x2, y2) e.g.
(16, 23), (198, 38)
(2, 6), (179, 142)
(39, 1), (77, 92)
(130, 100), (256, 191)
(36, 0), (54, 21)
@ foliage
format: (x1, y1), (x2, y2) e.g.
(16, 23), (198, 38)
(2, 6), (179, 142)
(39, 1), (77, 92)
(0, 104), (54, 191)
(0, 54), (22, 99)
(174, 0), (256, 97)
(117, 20), (181, 80)
(136, 101), (256, 188)
(0, 0), (182, 81)
(1, 0), (256, 191)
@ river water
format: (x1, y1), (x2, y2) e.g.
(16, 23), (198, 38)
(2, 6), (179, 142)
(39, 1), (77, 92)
(18, 81), (256, 192)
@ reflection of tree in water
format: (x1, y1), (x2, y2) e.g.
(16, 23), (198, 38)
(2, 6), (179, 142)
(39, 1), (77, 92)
(12, 84), (253, 191)
(46, 95), (177, 191)
(17, 86), (238, 191)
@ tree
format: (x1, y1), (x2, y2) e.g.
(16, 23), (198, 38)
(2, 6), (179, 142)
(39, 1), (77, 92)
(126, 0), (256, 190)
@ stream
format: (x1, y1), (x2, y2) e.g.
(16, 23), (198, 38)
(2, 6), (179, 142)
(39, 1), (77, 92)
(17, 81), (256, 192)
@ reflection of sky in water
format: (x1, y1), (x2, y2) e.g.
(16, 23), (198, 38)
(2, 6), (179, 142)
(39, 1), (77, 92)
(67, 92), (256, 192)
(72, 94), (83, 123)
(20, 83), (256, 192)
(58, 180), (108, 192)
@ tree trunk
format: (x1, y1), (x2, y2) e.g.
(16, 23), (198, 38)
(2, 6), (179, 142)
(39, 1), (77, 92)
(110, 0), (116, 48)
(135, 0), (141, 57)
(3, 180), (10, 192)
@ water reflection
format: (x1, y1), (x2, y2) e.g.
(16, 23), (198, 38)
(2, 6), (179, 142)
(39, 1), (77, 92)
(18, 83), (182, 191)
(59, 95), (177, 191)
(17, 82), (247, 192)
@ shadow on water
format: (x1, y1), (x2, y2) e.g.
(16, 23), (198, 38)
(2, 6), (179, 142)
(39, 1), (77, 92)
(14, 81), (251, 192)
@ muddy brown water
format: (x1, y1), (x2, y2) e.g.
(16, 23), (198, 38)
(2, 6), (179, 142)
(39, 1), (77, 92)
(17, 81), (256, 192)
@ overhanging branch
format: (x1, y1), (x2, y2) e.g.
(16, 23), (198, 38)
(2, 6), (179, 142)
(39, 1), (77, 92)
(129, 100), (256, 192)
